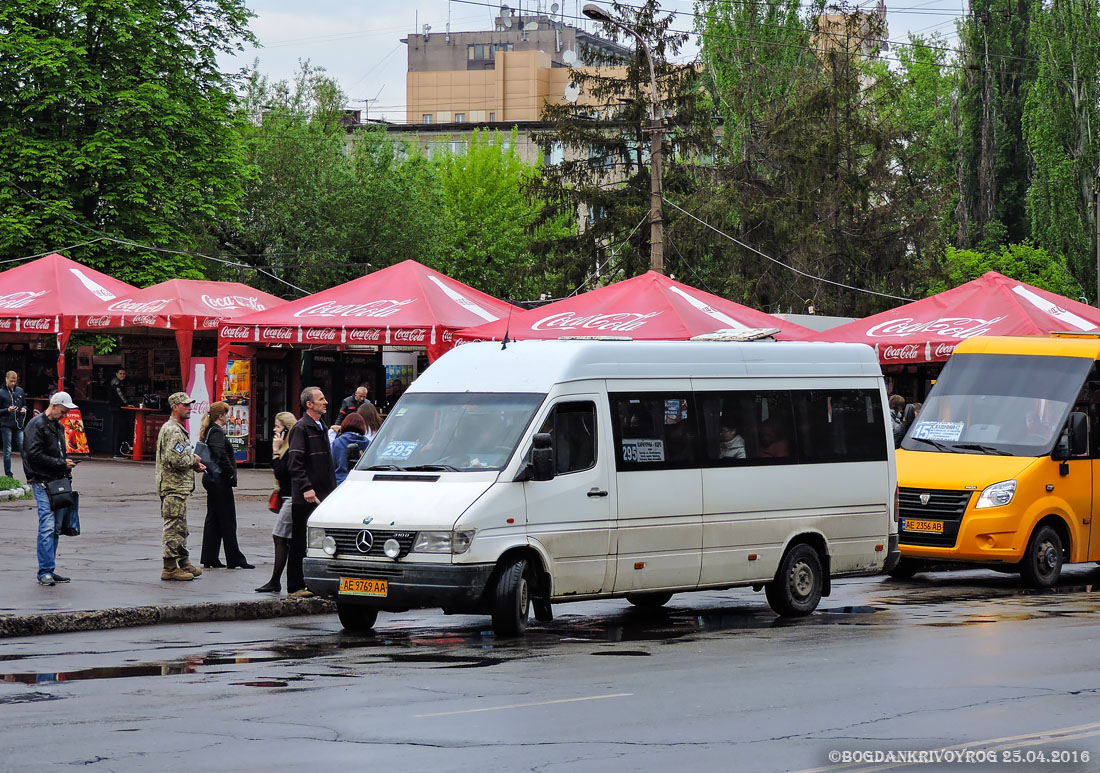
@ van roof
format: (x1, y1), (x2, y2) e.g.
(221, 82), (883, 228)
(954, 335), (1100, 359)
(413, 340), (883, 393)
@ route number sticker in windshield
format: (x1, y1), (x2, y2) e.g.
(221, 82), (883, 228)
(911, 421), (964, 442)
(622, 438), (665, 463)
(379, 441), (418, 460)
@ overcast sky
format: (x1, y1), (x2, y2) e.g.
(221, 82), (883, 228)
(226, 0), (971, 122)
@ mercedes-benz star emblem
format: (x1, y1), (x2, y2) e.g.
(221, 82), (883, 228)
(920, 493), (931, 506)
(355, 530), (374, 553)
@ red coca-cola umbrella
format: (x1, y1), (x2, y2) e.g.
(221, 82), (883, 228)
(219, 260), (520, 361)
(806, 271), (1100, 364)
(0, 253), (139, 388)
(452, 271), (812, 343)
(74, 279), (288, 376)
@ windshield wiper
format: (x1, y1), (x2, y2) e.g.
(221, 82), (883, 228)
(953, 443), (1012, 456)
(910, 437), (960, 453)
(365, 464), (403, 471)
(405, 464), (462, 472)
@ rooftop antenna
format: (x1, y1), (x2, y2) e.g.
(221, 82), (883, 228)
(501, 301), (514, 350)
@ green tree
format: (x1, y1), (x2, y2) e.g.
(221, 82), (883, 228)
(1022, 0), (1100, 297)
(932, 243), (1083, 298)
(0, 0), (255, 284)
(432, 129), (572, 300)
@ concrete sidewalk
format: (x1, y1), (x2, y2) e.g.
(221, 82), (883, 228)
(0, 457), (334, 637)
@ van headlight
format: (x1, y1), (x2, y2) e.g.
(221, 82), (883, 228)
(307, 527), (325, 548)
(412, 530), (476, 554)
(976, 480), (1017, 509)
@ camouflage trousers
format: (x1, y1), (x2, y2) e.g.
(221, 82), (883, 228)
(161, 493), (191, 561)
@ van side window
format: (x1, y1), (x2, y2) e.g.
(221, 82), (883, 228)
(699, 391), (794, 465)
(537, 401), (597, 474)
(610, 394), (699, 471)
(791, 390), (888, 463)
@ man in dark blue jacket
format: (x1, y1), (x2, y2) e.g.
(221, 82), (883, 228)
(23, 392), (78, 586)
(1, 370), (27, 478)
(285, 386), (336, 598)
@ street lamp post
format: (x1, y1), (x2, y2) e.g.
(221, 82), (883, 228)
(583, 3), (664, 274)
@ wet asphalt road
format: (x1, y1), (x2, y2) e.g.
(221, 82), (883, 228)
(5, 568), (1100, 772)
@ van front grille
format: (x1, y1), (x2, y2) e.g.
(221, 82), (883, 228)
(898, 488), (972, 548)
(325, 528), (417, 559)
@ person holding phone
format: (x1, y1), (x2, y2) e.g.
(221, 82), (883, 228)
(1, 370), (26, 478)
(256, 412), (297, 593)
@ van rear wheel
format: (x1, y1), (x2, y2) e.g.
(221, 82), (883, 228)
(765, 544), (823, 617)
(336, 604), (378, 633)
(1019, 524), (1063, 589)
(626, 592), (673, 609)
(491, 557), (530, 637)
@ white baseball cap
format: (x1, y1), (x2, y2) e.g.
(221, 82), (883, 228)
(49, 391), (77, 409)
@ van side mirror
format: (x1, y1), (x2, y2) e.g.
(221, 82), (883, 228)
(1053, 412), (1088, 461)
(346, 442), (362, 467)
(531, 432), (556, 482)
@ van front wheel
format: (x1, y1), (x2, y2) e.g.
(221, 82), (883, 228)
(491, 557), (530, 637)
(765, 544), (823, 617)
(337, 604), (378, 633)
(1019, 524), (1063, 589)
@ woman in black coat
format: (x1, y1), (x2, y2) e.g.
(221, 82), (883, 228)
(199, 402), (253, 569)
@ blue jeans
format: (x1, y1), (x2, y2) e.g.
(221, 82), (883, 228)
(32, 484), (58, 579)
(1, 426), (22, 478)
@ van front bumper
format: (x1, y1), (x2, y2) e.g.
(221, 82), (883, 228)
(304, 558), (496, 612)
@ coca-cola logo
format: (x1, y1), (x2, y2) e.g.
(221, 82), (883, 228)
(292, 299), (415, 319)
(0, 319), (12, 330)
(347, 328), (382, 343)
(531, 311), (663, 333)
(933, 343), (956, 358)
(0, 290), (48, 310)
(441, 330), (454, 342)
(261, 327), (294, 341)
(393, 328), (427, 343)
(131, 315), (158, 325)
(201, 318), (221, 329)
(866, 316), (1006, 340)
(220, 325), (251, 338)
(21, 318), (53, 331)
(882, 344), (921, 361)
(304, 328), (337, 342)
(108, 298), (170, 313)
(85, 315), (112, 328)
(200, 294), (266, 312)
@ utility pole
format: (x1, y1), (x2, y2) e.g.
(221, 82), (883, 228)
(583, 3), (664, 274)
(1095, 151), (1100, 306)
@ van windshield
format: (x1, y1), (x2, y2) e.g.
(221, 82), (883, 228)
(901, 353), (1092, 457)
(357, 392), (545, 472)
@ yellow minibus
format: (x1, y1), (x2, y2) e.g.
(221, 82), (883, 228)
(894, 334), (1100, 586)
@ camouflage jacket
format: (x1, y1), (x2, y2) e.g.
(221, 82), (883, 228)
(156, 417), (195, 496)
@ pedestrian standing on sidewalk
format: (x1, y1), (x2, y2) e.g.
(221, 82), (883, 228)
(1, 370), (27, 479)
(22, 391), (78, 586)
(155, 392), (206, 581)
(285, 386), (336, 598)
(199, 401), (253, 570)
(256, 411), (297, 594)
(108, 367), (132, 458)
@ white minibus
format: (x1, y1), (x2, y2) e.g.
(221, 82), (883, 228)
(304, 340), (898, 636)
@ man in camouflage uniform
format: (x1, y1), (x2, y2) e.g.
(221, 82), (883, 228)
(156, 392), (206, 581)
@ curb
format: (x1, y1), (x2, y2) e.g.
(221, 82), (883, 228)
(0, 486), (29, 500)
(0, 597), (336, 638)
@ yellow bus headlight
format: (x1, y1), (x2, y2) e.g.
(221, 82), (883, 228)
(976, 480), (1017, 509)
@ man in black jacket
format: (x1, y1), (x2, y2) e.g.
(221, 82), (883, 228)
(108, 367), (132, 458)
(1, 370), (26, 478)
(336, 385), (370, 425)
(23, 391), (78, 586)
(285, 386), (336, 598)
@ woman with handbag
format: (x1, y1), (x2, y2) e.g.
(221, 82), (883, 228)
(198, 402), (253, 569)
(256, 411), (296, 593)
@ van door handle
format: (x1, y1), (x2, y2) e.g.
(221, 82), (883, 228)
(587, 488), (609, 498)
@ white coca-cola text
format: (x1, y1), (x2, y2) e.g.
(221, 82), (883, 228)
(220, 326), (252, 338)
(131, 315), (158, 325)
(0, 291), (48, 310)
(21, 318), (53, 331)
(393, 328), (427, 343)
(866, 315), (1006, 340)
(108, 298), (170, 313)
(304, 328), (338, 342)
(201, 318), (221, 329)
(261, 327), (294, 341)
(933, 343), (956, 358)
(292, 299), (415, 319)
(200, 294), (266, 312)
(531, 311), (662, 332)
(347, 328), (382, 343)
(85, 315), (112, 328)
(882, 344), (921, 361)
